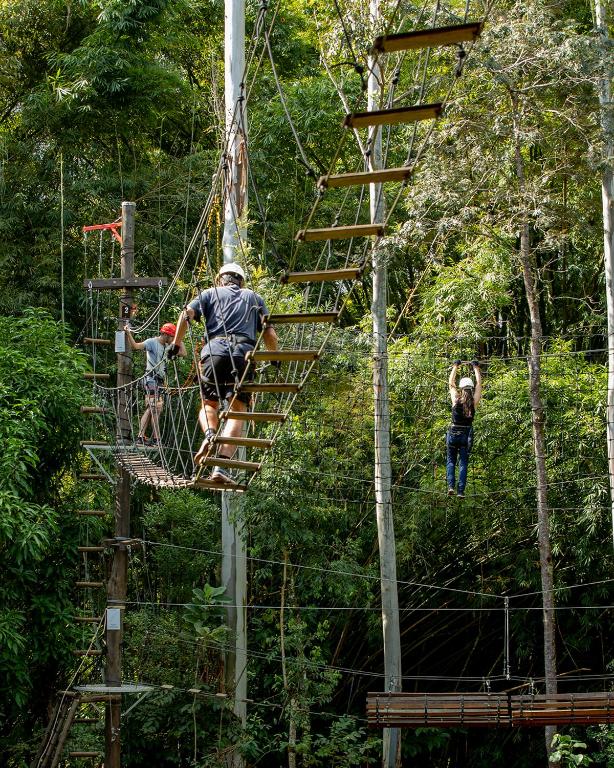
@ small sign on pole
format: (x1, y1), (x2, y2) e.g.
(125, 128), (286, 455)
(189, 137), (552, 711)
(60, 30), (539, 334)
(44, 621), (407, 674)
(115, 331), (126, 353)
(106, 608), (121, 630)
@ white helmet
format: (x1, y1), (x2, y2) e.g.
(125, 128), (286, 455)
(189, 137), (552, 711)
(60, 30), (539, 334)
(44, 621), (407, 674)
(459, 376), (474, 390)
(218, 262), (246, 281)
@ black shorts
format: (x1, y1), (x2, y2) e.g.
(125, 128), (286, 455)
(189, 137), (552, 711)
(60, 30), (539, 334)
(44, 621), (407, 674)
(200, 353), (253, 405)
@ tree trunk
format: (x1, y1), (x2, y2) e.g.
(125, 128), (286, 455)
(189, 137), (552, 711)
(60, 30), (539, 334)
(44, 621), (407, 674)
(594, 0), (614, 545)
(512, 94), (557, 765)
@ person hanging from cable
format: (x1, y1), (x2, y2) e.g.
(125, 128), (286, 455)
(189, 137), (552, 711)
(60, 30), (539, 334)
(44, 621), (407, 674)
(446, 360), (482, 499)
(168, 262), (278, 485)
(124, 322), (186, 446)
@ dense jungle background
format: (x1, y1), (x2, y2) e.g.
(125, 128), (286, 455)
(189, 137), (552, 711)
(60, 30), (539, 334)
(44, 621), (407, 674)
(1, 0), (613, 765)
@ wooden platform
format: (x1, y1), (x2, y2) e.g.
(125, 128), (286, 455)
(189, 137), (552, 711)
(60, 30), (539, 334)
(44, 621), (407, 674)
(367, 693), (511, 728)
(367, 692), (614, 728)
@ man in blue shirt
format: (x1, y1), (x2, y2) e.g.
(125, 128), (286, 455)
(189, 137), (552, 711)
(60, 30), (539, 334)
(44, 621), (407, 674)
(169, 263), (278, 483)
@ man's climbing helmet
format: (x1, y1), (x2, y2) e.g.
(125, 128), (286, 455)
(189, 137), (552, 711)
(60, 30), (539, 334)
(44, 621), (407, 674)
(160, 323), (177, 336)
(218, 262), (246, 281)
(459, 376), (474, 390)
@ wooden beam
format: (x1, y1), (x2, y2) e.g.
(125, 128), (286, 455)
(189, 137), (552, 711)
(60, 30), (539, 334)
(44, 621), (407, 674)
(265, 312), (339, 325)
(83, 337), (113, 346)
(210, 436), (274, 449)
(295, 224), (385, 241)
(249, 350), (319, 362)
(83, 277), (168, 290)
(344, 103), (442, 129)
(239, 383), (301, 394)
(371, 22), (483, 53)
(200, 457), (261, 472)
(319, 167), (411, 189)
(282, 267), (362, 282)
(220, 410), (286, 423)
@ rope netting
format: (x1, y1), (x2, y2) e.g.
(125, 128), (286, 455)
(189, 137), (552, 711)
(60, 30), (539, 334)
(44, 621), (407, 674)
(81, 0), (489, 490)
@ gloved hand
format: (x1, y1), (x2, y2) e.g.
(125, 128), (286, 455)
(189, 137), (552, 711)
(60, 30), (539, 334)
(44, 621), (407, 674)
(167, 344), (180, 360)
(453, 359), (462, 366)
(471, 359), (480, 368)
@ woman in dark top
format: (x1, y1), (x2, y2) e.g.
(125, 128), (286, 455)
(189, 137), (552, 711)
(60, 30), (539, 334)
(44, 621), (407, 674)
(446, 360), (482, 498)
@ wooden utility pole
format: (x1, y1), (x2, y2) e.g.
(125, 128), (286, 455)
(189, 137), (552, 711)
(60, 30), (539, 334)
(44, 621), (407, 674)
(594, 0), (614, 544)
(369, 2), (402, 766)
(105, 201), (135, 768)
(222, 0), (248, 756)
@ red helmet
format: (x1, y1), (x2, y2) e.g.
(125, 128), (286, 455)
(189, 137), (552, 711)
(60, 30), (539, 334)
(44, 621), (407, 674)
(160, 323), (176, 337)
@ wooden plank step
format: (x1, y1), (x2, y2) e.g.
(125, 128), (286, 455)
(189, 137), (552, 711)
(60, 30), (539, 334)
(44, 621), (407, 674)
(266, 312), (339, 325)
(296, 224), (384, 242)
(80, 440), (110, 447)
(78, 546), (105, 553)
(344, 103), (443, 129)
(240, 383), (301, 394)
(212, 436), (274, 450)
(80, 406), (108, 414)
(72, 693), (121, 704)
(83, 337), (113, 346)
(250, 350), (319, 362)
(75, 581), (104, 588)
(78, 474), (107, 481)
(192, 478), (248, 492)
(371, 21), (483, 53)
(72, 650), (103, 657)
(83, 373), (110, 380)
(318, 167), (412, 188)
(77, 510), (109, 517)
(201, 457), (261, 471)
(282, 268), (362, 283)
(221, 410), (286, 423)
(73, 616), (102, 623)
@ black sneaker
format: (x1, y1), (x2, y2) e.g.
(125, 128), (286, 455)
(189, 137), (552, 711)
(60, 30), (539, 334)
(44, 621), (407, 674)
(210, 466), (237, 485)
(457, 491), (465, 499)
(135, 435), (150, 446)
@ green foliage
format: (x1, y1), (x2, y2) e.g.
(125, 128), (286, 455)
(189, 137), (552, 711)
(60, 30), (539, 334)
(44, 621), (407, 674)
(551, 734), (593, 766)
(0, 310), (87, 760)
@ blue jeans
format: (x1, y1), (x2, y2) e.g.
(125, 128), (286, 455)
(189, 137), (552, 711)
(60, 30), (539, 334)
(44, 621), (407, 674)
(446, 427), (473, 493)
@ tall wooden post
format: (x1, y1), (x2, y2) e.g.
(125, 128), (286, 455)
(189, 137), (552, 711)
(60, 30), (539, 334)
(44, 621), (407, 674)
(105, 201), (135, 768)
(222, 0), (248, 757)
(594, 0), (614, 544)
(369, 2), (402, 766)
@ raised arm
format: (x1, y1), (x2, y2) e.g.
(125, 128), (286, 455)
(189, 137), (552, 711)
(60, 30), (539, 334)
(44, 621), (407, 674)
(173, 307), (195, 347)
(123, 324), (146, 351)
(449, 361), (460, 404)
(472, 361), (482, 406)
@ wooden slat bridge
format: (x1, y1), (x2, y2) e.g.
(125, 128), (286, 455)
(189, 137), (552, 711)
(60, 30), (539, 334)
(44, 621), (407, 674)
(367, 692), (614, 728)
